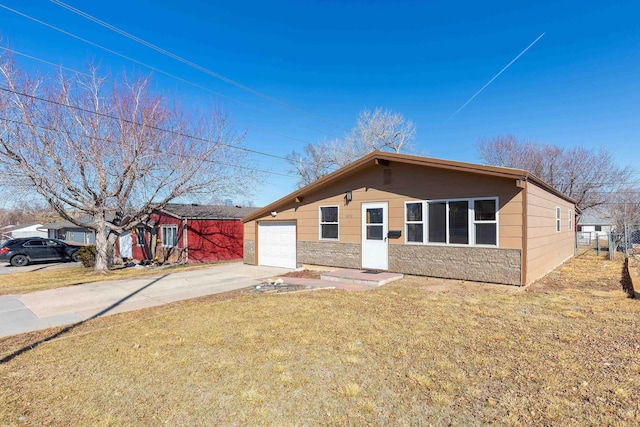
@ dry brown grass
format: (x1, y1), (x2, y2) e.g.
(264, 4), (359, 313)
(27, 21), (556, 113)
(0, 262), (231, 296)
(1, 251), (639, 425)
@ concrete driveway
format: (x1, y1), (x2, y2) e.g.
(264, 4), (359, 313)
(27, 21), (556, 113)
(0, 263), (290, 337)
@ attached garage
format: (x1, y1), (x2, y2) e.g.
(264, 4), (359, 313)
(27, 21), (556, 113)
(258, 221), (297, 269)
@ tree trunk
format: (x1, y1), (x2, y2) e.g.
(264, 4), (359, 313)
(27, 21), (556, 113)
(93, 217), (112, 273)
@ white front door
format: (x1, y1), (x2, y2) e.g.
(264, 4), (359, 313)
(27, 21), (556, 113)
(361, 202), (388, 270)
(119, 231), (132, 258)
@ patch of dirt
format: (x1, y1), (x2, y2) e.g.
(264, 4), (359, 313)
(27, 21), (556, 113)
(278, 269), (323, 280)
(391, 275), (522, 295)
(527, 250), (629, 294)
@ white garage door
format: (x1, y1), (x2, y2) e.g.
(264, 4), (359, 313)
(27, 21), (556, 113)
(258, 221), (297, 269)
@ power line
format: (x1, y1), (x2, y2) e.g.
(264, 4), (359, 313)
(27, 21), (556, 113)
(0, 116), (299, 179)
(0, 84), (299, 166)
(198, 158), (296, 178)
(0, 46), (320, 149)
(0, 4), (340, 139)
(50, 0), (349, 133)
(0, 46), (90, 77)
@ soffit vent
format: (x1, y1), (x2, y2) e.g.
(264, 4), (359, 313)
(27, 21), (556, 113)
(383, 168), (392, 185)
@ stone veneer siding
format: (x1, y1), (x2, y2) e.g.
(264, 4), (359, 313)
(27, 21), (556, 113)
(297, 241), (361, 269)
(243, 240), (255, 265)
(389, 245), (522, 286)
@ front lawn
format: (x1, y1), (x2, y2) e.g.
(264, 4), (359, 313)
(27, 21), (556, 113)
(1, 252), (639, 425)
(0, 262), (229, 296)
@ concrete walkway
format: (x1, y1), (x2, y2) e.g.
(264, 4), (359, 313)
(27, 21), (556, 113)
(0, 263), (290, 338)
(279, 269), (404, 291)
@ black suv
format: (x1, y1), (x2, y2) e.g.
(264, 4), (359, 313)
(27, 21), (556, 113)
(0, 237), (83, 266)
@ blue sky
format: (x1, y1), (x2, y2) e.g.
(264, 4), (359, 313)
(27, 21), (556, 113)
(0, 0), (638, 206)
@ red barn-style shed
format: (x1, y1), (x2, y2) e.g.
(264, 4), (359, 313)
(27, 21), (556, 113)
(132, 204), (257, 264)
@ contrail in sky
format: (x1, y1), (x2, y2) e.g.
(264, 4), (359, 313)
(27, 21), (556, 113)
(449, 32), (546, 120)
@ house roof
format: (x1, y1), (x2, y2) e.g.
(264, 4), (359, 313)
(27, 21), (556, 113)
(1, 223), (43, 232)
(159, 204), (258, 220)
(42, 214), (116, 230)
(0, 224), (37, 232)
(243, 151), (577, 223)
(578, 208), (613, 226)
(42, 220), (79, 230)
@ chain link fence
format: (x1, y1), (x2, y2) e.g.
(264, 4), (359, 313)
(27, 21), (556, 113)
(576, 224), (640, 260)
(617, 223), (640, 257)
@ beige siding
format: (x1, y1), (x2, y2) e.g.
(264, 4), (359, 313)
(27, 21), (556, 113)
(525, 181), (575, 284)
(243, 221), (255, 240)
(245, 162), (525, 265)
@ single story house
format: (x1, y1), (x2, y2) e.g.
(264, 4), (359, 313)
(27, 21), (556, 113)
(577, 208), (613, 240)
(132, 204), (258, 264)
(42, 216), (101, 245)
(1, 223), (47, 241)
(242, 151), (577, 286)
(43, 214), (121, 254)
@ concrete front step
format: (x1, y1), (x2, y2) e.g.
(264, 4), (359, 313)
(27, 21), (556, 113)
(320, 269), (403, 286)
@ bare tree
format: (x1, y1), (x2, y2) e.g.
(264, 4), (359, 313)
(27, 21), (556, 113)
(0, 201), (59, 227)
(477, 135), (635, 211)
(0, 55), (252, 272)
(608, 189), (640, 231)
(287, 108), (416, 187)
(285, 141), (334, 188)
(352, 108), (416, 153)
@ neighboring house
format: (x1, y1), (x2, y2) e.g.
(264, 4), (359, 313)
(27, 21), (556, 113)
(577, 209), (613, 239)
(132, 204), (258, 264)
(243, 151), (577, 286)
(42, 214), (117, 245)
(43, 217), (96, 245)
(0, 223), (47, 241)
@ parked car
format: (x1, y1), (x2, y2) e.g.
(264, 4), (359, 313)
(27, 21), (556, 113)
(0, 237), (82, 266)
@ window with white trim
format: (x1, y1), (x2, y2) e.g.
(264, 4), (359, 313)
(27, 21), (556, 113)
(568, 210), (573, 231)
(405, 202), (423, 243)
(319, 206), (339, 240)
(556, 207), (561, 232)
(404, 198), (498, 246)
(474, 199), (497, 245)
(161, 225), (178, 247)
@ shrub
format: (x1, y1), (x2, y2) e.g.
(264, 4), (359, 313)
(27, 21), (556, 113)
(78, 245), (97, 268)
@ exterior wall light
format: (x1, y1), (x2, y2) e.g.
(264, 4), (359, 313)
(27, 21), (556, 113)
(345, 191), (353, 202)
(271, 211), (277, 217)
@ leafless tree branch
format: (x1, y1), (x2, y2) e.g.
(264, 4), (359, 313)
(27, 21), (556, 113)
(477, 135), (636, 212)
(287, 108), (416, 187)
